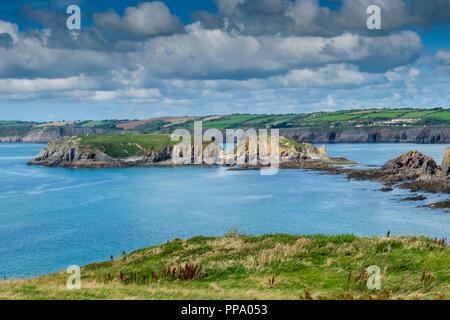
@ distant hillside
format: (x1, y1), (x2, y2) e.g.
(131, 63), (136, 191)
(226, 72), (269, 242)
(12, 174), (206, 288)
(1, 108), (449, 144)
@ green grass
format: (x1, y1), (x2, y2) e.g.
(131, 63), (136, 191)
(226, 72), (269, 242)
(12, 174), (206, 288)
(78, 134), (214, 158)
(425, 111), (450, 121)
(79, 134), (179, 158)
(1, 234), (447, 300)
(359, 109), (412, 119)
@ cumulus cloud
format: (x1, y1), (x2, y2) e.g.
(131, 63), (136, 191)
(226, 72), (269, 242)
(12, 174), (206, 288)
(435, 49), (450, 65)
(0, 33), (13, 48)
(129, 26), (421, 78)
(0, 0), (448, 116)
(194, 0), (450, 36)
(430, 49), (450, 75)
(0, 75), (96, 93)
(93, 2), (184, 37)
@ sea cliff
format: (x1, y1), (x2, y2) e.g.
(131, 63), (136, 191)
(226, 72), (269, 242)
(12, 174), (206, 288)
(1, 126), (449, 144)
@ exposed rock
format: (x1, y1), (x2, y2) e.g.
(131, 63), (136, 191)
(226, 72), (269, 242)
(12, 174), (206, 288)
(382, 150), (436, 173)
(381, 150), (439, 179)
(344, 148), (449, 193)
(283, 127), (449, 144)
(301, 143), (329, 160)
(400, 195), (427, 202)
(234, 136), (330, 165)
(28, 137), (121, 168)
(317, 145), (327, 156)
(442, 147), (450, 177)
(398, 181), (450, 193)
(419, 200), (450, 210)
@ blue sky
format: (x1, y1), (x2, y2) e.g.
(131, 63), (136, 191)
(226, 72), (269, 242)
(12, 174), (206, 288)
(0, 0), (449, 121)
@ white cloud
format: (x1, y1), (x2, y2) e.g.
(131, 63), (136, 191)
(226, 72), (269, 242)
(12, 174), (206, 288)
(0, 0), (448, 117)
(93, 2), (183, 37)
(0, 75), (95, 93)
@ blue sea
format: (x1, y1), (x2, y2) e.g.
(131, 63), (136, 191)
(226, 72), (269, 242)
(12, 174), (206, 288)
(0, 143), (449, 279)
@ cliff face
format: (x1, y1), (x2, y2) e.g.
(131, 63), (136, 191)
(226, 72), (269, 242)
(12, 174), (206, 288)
(282, 127), (449, 144)
(28, 136), (176, 168)
(442, 147), (450, 177)
(0, 127), (109, 143)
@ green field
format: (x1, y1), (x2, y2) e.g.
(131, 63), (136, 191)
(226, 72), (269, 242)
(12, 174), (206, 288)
(196, 109), (449, 130)
(0, 234), (448, 300)
(0, 108), (448, 137)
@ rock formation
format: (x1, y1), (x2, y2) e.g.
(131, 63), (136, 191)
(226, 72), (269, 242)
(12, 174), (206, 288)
(29, 135), (334, 168)
(382, 150), (438, 176)
(442, 147), (450, 177)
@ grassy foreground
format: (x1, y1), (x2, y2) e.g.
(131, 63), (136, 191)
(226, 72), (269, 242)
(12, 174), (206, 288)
(0, 234), (448, 300)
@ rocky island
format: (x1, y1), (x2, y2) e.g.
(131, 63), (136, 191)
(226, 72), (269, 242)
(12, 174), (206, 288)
(27, 134), (337, 168)
(28, 134), (449, 208)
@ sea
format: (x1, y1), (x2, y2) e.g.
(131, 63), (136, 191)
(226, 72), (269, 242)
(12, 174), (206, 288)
(0, 143), (448, 278)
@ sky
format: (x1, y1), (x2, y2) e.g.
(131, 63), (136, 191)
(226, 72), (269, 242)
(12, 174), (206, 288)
(0, 0), (449, 121)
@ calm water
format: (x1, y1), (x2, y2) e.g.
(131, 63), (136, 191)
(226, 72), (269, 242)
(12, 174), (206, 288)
(0, 143), (449, 278)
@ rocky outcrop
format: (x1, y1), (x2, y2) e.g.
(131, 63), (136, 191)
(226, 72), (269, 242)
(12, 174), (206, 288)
(28, 137), (121, 168)
(382, 150), (438, 176)
(442, 147), (450, 177)
(27, 136), (179, 168)
(345, 149), (449, 194)
(282, 127), (449, 144)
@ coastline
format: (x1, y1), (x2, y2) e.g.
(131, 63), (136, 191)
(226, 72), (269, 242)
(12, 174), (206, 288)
(24, 136), (450, 207)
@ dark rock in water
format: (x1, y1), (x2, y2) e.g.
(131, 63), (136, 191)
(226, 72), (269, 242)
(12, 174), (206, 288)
(419, 200), (450, 210)
(384, 182), (397, 187)
(399, 181), (450, 193)
(400, 195), (427, 202)
(382, 150), (437, 175)
(380, 187), (393, 192)
(442, 147), (450, 177)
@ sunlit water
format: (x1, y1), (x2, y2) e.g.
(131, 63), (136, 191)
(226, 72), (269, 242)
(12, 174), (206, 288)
(0, 143), (448, 278)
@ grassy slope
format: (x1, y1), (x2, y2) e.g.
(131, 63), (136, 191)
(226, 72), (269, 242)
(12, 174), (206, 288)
(1, 234), (448, 300)
(78, 134), (180, 158)
(78, 134), (214, 158)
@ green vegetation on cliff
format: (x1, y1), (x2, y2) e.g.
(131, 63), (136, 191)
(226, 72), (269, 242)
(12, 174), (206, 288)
(77, 134), (214, 159)
(0, 234), (448, 300)
(79, 134), (179, 158)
